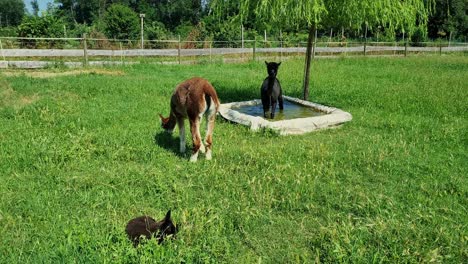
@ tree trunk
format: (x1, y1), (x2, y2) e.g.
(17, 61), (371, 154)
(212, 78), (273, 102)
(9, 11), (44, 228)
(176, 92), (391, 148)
(302, 24), (315, 101)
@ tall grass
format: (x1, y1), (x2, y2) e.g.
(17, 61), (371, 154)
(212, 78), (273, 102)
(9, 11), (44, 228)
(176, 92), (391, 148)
(0, 55), (467, 263)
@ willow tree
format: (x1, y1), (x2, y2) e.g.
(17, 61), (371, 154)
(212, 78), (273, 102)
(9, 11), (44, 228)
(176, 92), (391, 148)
(210, 0), (434, 100)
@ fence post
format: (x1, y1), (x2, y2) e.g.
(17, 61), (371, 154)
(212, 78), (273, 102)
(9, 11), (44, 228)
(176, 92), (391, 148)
(210, 41), (212, 63)
(253, 38), (256, 61)
(364, 23), (368, 56)
(280, 30), (283, 61)
(439, 43), (442, 55)
(404, 41), (408, 57)
(119, 42), (123, 64)
(312, 28), (317, 59)
(178, 35), (181, 64)
(0, 39), (7, 68)
(83, 33), (88, 67)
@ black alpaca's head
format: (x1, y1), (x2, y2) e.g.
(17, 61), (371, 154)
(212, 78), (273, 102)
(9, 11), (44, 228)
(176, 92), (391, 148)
(265, 61), (281, 78)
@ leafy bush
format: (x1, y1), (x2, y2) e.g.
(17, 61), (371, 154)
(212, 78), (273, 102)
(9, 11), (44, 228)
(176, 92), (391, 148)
(103, 4), (139, 40)
(410, 26), (428, 46)
(17, 14), (64, 48)
(145, 21), (169, 41)
(0, 27), (17, 37)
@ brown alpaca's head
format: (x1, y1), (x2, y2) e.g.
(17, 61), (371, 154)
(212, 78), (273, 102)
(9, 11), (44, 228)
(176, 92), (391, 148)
(156, 210), (178, 244)
(159, 114), (174, 133)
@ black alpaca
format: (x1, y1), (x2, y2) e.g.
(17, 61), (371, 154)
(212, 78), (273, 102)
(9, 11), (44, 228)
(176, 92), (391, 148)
(261, 61), (284, 119)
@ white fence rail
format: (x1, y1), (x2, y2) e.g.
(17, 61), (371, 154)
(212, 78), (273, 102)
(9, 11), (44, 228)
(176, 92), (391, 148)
(0, 37), (467, 68)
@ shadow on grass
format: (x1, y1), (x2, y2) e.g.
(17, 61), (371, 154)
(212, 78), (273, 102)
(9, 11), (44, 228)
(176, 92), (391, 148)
(153, 131), (186, 159)
(211, 81), (258, 103)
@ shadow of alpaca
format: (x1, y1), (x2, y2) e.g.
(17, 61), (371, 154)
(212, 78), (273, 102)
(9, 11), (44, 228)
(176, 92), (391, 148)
(153, 131), (186, 159)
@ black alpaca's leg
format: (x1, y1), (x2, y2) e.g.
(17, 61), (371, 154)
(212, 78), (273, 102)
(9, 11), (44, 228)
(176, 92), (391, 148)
(278, 92), (284, 110)
(270, 99), (277, 119)
(261, 95), (269, 118)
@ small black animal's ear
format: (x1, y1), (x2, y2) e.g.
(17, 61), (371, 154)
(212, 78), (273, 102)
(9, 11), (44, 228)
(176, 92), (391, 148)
(265, 61), (268, 65)
(164, 210), (171, 221)
(278, 62), (281, 66)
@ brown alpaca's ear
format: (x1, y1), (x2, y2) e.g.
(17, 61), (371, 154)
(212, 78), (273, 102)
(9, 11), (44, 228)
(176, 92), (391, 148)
(164, 210), (171, 222)
(159, 114), (168, 124)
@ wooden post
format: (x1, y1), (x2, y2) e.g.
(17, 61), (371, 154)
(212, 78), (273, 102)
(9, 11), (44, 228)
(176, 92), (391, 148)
(210, 41), (212, 63)
(241, 25), (244, 49)
(448, 31), (452, 47)
(119, 42), (123, 64)
(83, 33), (88, 67)
(0, 39), (7, 68)
(439, 43), (442, 55)
(312, 28), (317, 59)
(253, 38), (256, 61)
(404, 41), (408, 57)
(302, 24), (315, 101)
(178, 35), (181, 64)
(364, 23), (368, 56)
(280, 30), (283, 60)
(140, 14), (145, 49)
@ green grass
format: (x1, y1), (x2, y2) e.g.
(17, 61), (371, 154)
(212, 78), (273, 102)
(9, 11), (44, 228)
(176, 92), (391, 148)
(0, 55), (467, 263)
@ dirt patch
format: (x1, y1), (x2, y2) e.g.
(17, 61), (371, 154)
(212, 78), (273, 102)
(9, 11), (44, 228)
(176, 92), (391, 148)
(0, 79), (39, 109)
(1, 69), (125, 78)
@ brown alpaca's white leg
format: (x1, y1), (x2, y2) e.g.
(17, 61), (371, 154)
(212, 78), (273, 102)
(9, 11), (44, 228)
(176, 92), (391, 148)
(189, 117), (202, 162)
(204, 109), (216, 160)
(177, 118), (185, 153)
(198, 112), (206, 154)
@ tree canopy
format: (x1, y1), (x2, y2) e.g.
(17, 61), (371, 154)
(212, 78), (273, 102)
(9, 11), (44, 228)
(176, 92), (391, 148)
(0, 0), (465, 45)
(211, 0), (435, 37)
(0, 0), (25, 27)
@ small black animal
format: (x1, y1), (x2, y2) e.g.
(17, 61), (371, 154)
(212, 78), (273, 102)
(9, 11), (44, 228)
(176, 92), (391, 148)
(125, 210), (177, 247)
(261, 61), (284, 119)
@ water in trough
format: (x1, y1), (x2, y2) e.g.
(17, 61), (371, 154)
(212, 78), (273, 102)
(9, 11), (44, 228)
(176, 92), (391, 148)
(231, 100), (325, 121)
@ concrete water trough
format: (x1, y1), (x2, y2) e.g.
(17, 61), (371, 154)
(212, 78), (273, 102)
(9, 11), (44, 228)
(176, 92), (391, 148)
(218, 95), (352, 135)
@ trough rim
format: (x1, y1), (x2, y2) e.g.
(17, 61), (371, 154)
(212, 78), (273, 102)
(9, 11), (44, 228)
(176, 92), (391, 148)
(218, 95), (352, 135)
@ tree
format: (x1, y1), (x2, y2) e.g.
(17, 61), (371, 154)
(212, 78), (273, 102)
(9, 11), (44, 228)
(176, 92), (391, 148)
(31, 0), (40, 16)
(210, 0), (435, 100)
(54, 0), (101, 24)
(0, 0), (25, 27)
(103, 4), (139, 40)
(428, 0), (468, 40)
(133, 0), (204, 31)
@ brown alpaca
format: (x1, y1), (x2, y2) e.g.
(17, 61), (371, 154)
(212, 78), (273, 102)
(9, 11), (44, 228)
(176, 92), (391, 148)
(159, 77), (220, 162)
(125, 210), (177, 247)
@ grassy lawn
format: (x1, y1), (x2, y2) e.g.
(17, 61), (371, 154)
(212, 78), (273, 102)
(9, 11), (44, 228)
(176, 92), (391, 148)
(0, 55), (467, 263)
